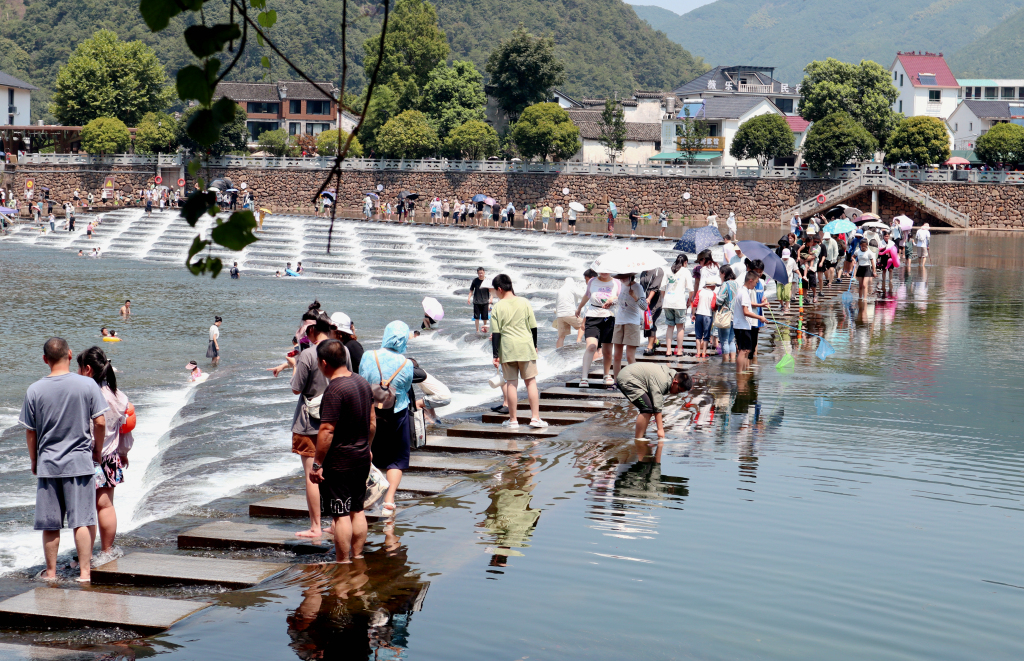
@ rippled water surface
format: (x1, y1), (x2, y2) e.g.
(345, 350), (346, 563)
(1, 215), (1023, 660)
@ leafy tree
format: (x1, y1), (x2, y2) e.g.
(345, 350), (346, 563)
(316, 129), (364, 157)
(802, 111), (877, 173)
(444, 120), (500, 159)
(81, 117), (131, 154)
(51, 30), (173, 127)
(674, 105), (709, 162)
(730, 113), (795, 168)
(486, 25), (566, 122)
(134, 112), (178, 154)
(359, 84), (401, 155)
(798, 57), (901, 150)
(974, 122), (1024, 166)
(258, 129), (297, 156)
(421, 60), (487, 139)
(175, 104), (248, 157)
(376, 110), (439, 158)
(510, 102), (581, 161)
(363, 0), (449, 103)
(884, 116), (951, 166)
(598, 99), (627, 161)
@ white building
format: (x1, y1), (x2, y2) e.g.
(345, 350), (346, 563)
(956, 79), (1024, 103)
(654, 96), (787, 166)
(565, 107), (661, 163)
(888, 52), (959, 119)
(0, 71), (36, 126)
(946, 100), (1023, 150)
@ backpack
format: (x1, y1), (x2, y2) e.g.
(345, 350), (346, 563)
(371, 351), (409, 410)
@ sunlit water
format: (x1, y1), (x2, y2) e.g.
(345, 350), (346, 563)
(1, 215), (1023, 660)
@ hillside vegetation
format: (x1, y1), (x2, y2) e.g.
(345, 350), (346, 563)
(632, 0), (1024, 83)
(948, 6), (1024, 78)
(0, 0), (707, 123)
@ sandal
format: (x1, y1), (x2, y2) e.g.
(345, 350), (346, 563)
(603, 375), (615, 386)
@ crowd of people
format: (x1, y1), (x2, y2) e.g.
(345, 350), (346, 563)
(357, 195), (589, 233)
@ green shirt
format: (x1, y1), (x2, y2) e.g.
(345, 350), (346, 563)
(615, 362), (673, 412)
(491, 295), (538, 363)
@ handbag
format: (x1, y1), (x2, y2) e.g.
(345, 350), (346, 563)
(412, 408), (426, 449)
(713, 284), (734, 329)
(364, 464), (389, 509)
(488, 368), (505, 389)
(371, 352), (409, 409)
(303, 393), (323, 421)
(643, 309), (653, 331)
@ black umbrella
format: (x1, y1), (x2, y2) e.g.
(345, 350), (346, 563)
(209, 178), (233, 191)
(737, 240), (788, 284)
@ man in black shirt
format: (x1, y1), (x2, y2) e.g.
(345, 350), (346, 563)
(467, 267), (493, 333)
(229, 262), (240, 279)
(309, 339), (374, 563)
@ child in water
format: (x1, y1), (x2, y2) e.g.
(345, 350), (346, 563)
(187, 360), (204, 382)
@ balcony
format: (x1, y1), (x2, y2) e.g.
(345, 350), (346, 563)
(738, 84), (773, 94)
(926, 101), (942, 115)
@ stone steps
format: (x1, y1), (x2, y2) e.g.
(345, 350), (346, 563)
(444, 422), (561, 439)
(177, 521), (334, 553)
(92, 552), (288, 588)
(423, 434), (532, 454)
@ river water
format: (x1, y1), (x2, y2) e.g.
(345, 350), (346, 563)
(1, 212), (1023, 659)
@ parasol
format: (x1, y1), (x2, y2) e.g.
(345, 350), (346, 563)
(854, 213), (881, 222)
(674, 226), (722, 254)
(894, 215), (914, 231)
(568, 202), (586, 212)
(422, 297), (445, 321)
(737, 240), (788, 284)
(822, 218), (857, 235)
(590, 246), (667, 274)
(472, 194), (488, 202)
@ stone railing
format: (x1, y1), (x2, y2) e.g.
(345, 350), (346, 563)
(13, 153), (183, 167)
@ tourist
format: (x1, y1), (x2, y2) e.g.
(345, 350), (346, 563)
(20, 338), (107, 582)
(290, 311), (333, 538)
(308, 339), (373, 563)
(78, 250), (84, 257)
(491, 199), (501, 228)
(628, 205), (640, 238)
(468, 267), (492, 333)
(406, 198), (416, 223)
(207, 316), (222, 364)
(915, 223), (931, 267)
(799, 251), (818, 304)
(615, 362), (692, 441)
(500, 204), (508, 227)
(119, 300), (131, 317)
(575, 271), (620, 387)
(525, 204), (536, 231)
(659, 209), (668, 239)
(660, 255), (693, 357)
(359, 321), (415, 517)
(853, 239), (876, 299)
(554, 203), (564, 232)
(275, 270), (282, 277)
(541, 202), (552, 232)
(47, 212), (55, 232)
(877, 231), (900, 295)
(187, 360), (203, 382)
(607, 202), (617, 237)
(733, 272), (765, 372)
(330, 312), (364, 371)
(145, 195), (152, 216)
(707, 211), (718, 228)
(469, 198), (478, 226)
(384, 200), (393, 221)
(296, 262), (304, 275)
(413, 368), (451, 424)
(640, 266), (665, 357)
(363, 194), (373, 219)
(86, 222), (93, 239)
(779, 249), (798, 312)
(430, 197), (441, 225)
(889, 217), (904, 258)
(554, 275), (585, 348)
(610, 273), (647, 380)
(691, 274), (718, 359)
(716, 265), (738, 363)
(489, 274), (546, 428)
(726, 211), (737, 237)
(820, 231), (839, 286)
(230, 262), (240, 279)
(76, 346), (133, 558)
(567, 204), (578, 234)
(396, 198), (405, 222)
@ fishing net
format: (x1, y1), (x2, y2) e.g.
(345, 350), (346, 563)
(815, 338), (836, 361)
(775, 353), (795, 371)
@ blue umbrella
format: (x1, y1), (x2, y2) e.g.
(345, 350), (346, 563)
(472, 194), (488, 203)
(822, 218), (857, 235)
(673, 226), (722, 254)
(737, 240), (788, 284)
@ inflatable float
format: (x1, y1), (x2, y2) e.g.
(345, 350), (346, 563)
(285, 269), (301, 277)
(102, 337), (122, 342)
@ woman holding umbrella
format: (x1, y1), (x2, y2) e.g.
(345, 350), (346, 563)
(607, 201), (617, 237)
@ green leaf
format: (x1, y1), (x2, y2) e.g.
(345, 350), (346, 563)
(257, 10), (276, 27)
(187, 234), (210, 260)
(177, 65), (212, 105)
(182, 192), (216, 227)
(187, 158), (202, 177)
(184, 24), (241, 58)
(261, 56), (271, 70)
(249, 0), (266, 9)
(211, 211), (259, 251)
(208, 257), (224, 278)
(186, 108), (221, 146)
(205, 57), (221, 80)
(139, 0), (181, 32)
(256, 32), (265, 47)
(212, 97), (236, 124)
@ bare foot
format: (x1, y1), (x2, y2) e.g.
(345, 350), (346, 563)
(295, 528), (323, 539)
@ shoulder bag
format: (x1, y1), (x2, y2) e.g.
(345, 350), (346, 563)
(364, 464), (389, 509)
(713, 283), (734, 329)
(412, 408), (427, 449)
(371, 351), (409, 410)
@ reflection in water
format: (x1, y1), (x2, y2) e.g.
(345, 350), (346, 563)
(479, 454), (542, 571)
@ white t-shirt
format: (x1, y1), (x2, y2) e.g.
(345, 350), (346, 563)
(568, 208), (577, 220)
(584, 277), (622, 318)
(615, 282), (647, 326)
(915, 228), (930, 247)
(694, 288), (716, 316)
(554, 205), (563, 219)
(733, 286), (754, 330)
(723, 241), (737, 263)
(209, 324), (220, 341)
(784, 257), (799, 282)
(660, 269), (694, 309)
(854, 248), (874, 267)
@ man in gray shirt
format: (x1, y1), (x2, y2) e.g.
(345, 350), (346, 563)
(20, 337), (107, 582)
(290, 314), (332, 539)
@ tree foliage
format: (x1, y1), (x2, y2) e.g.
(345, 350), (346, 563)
(316, 129), (364, 157)
(51, 30), (173, 127)
(363, 0), (449, 104)
(444, 120), (500, 159)
(598, 99), (627, 161)
(258, 129), (297, 156)
(376, 110), (439, 158)
(80, 117), (131, 154)
(510, 102), (581, 161)
(421, 60), (487, 139)
(175, 104), (248, 157)
(674, 106), (710, 162)
(730, 113), (795, 168)
(802, 111), (877, 173)
(975, 122), (1024, 166)
(486, 26), (566, 122)
(884, 116), (951, 166)
(134, 112), (178, 154)
(798, 57), (901, 149)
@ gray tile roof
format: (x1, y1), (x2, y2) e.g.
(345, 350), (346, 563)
(566, 109), (661, 142)
(214, 82), (280, 103)
(672, 66), (796, 97)
(634, 90), (666, 99)
(0, 71), (38, 91)
(278, 80), (338, 100)
(701, 96), (768, 119)
(961, 100), (1013, 119)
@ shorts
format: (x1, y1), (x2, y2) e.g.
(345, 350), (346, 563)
(615, 379), (657, 414)
(501, 360), (538, 381)
(443, 212), (449, 218)
(805, 271), (817, 288)
(35, 475), (97, 530)
(320, 463), (370, 517)
(584, 316), (615, 346)
(663, 308), (688, 326)
(554, 316), (582, 333)
(568, 217), (576, 226)
(612, 323), (643, 347)
(734, 328), (755, 353)
(855, 265), (872, 278)
(555, 216), (563, 223)
(822, 259), (836, 271)
(473, 303), (490, 321)
(206, 340), (219, 358)
(631, 219), (638, 230)
(291, 432), (316, 457)
(694, 314), (713, 341)
(95, 453), (124, 488)
(776, 283), (792, 302)
(542, 217), (549, 224)
(750, 326), (760, 353)
(661, 221), (668, 228)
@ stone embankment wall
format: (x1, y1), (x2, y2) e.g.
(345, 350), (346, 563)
(6, 165), (1022, 228)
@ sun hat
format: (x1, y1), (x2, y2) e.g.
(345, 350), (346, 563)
(186, 360), (198, 370)
(781, 248), (791, 258)
(330, 311), (354, 335)
(822, 232), (831, 239)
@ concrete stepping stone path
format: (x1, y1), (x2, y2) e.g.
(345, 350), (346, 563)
(92, 552), (288, 589)
(480, 411), (595, 425)
(178, 521), (334, 553)
(444, 422), (561, 439)
(423, 434), (532, 454)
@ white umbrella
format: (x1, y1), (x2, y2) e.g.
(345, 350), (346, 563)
(861, 221), (889, 231)
(422, 297), (445, 321)
(894, 215), (914, 231)
(568, 201), (586, 212)
(590, 246), (668, 274)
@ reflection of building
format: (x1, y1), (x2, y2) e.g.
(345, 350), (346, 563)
(215, 81), (356, 144)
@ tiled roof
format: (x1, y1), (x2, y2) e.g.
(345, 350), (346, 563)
(620, 99), (638, 107)
(0, 71), (38, 90)
(278, 80), (338, 100)
(214, 82), (280, 102)
(701, 96), (768, 119)
(566, 109), (661, 142)
(895, 52), (959, 88)
(634, 90), (666, 99)
(960, 100), (1013, 119)
(673, 66), (797, 97)
(784, 116), (811, 133)
(580, 98), (606, 107)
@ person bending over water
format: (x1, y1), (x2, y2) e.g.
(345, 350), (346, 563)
(615, 363), (691, 441)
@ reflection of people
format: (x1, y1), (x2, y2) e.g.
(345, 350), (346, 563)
(483, 489), (541, 566)
(615, 363), (692, 440)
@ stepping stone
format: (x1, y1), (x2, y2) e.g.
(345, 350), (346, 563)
(423, 435), (530, 454)
(0, 587), (211, 634)
(0, 643), (108, 660)
(408, 453), (498, 473)
(635, 355), (701, 365)
(178, 521), (334, 553)
(541, 387), (625, 400)
(92, 552), (288, 589)
(445, 422), (560, 438)
(518, 398), (613, 413)
(481, 411), (594, 425)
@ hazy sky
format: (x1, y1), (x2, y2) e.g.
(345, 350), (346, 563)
(626, 0), (715, 15)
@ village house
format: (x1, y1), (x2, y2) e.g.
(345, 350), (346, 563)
(888, 52), (959, 120)
(214, 81), (357, 146)
(946, 100), (1024, 151)
(0, 71), (36, 127)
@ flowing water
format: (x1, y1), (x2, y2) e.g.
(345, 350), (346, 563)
(1, 214), (1023, 660)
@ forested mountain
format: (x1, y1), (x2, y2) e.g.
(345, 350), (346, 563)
(0, 0), (707, 123)
(948, 6), (1024, 78)
(632, 0), (1024, 83)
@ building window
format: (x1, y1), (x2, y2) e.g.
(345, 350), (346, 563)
(965, 87), (973, 99)
(958, 87), (963, 99)
(246, 102), (279, 114)
(305, 122), (331, 136)
(706, 123), (718, 137)
(985, 87), (997, 99)
(289, 122), (301, 135)
(306, 100), (330, 115)
(955, 123), (958, 132)
(975, 87), (981, 98)
(289, 100), (301, 114)
(247, 121), (279, 141)
(894, 72), (897, 81)
(928, 90), (941, 102)
(970, 122), (973, 131)
(900, 74), (904, 87)
(775, 98), (793, 113)
(1019, 87), (1024, 100)
(899, 100), (903, 113)
(1003, 87), (1016, 99)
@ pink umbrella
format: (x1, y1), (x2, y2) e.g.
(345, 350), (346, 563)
(945, 156), (970, 165)
(894, 215), (914, 231)
(422, 297), (445, 321)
